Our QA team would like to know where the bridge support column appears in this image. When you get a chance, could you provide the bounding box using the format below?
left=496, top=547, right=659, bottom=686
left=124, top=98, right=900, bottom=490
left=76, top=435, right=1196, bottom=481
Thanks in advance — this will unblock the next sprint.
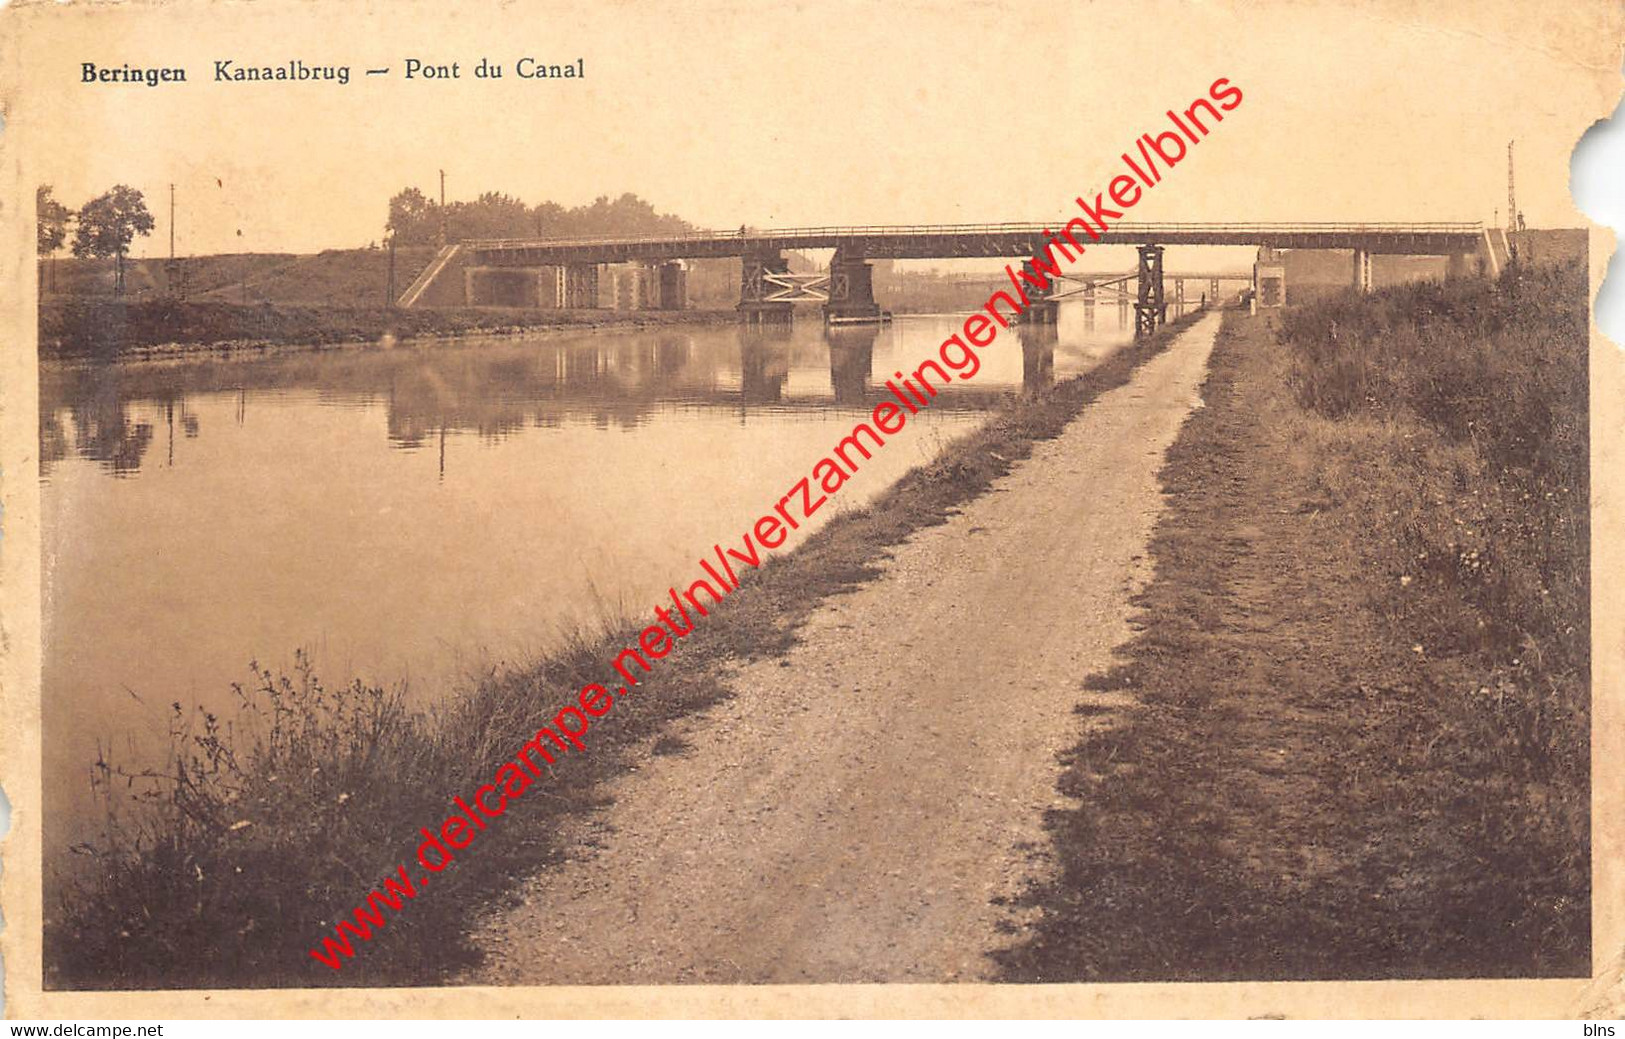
left=1446, top=251, right=1473, bottom=279
left=1134, top=244, right=1166, bottom=339
left=558, top=264, right=600, bottom=308
left=1019, top=258, right=1059, bottom=324
left=825, top=251, right=883, bottom=324
left=655, top=261, right=687, bottom=310
left=1083, top=280, right=1096, bottom=330
left=738, top=251, right=794, bottom=325
left=606, top=264, right=653, bottom=310
left=1254, top=248, right=1286, bottom=309
left=1353, top=249, right=1373, bottom=294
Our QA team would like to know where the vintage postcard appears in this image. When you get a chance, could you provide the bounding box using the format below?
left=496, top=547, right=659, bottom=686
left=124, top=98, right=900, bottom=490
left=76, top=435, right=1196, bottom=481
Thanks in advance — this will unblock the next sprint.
left=0, top=0, right=1622, bottom=1020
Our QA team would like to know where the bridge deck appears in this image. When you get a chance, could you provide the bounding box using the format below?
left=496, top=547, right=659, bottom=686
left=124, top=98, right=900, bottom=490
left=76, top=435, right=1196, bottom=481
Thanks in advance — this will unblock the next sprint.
left=465, top=222, right=1485, bottom=266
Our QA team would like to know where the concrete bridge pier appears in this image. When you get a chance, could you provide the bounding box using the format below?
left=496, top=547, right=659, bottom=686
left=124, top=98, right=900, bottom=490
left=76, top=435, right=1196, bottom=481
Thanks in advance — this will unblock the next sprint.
left=1134, top=244, right=1167, bottom=339
left=825, top=250, right=883, bottom=324
left=559, top=264, right=600, bottom=308
left=1352, top=249, right=1373, bottom=294
left=738, top=251, right=794, bottom=325
left=653, top=260, right=685, bottom=308
left=1019, top=257, right=1060, bottom=324
left=1446, top=251, right=1474, bottom=279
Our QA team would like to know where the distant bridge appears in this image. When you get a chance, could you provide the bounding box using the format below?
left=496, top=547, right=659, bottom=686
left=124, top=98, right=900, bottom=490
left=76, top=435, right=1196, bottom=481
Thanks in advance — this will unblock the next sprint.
left=462, top=222, right=1485, bottom=263
left=402, top=221, right=1493, bottom=337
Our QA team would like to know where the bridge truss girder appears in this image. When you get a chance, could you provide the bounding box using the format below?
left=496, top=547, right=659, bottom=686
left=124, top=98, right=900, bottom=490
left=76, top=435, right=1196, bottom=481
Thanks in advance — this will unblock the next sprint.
left=761, top=271, right=831, bottom=303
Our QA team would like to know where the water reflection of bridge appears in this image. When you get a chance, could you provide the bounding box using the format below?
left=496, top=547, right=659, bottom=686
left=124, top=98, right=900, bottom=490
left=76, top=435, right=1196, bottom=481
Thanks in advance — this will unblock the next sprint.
left=40, top=324, right=1076, bottom=476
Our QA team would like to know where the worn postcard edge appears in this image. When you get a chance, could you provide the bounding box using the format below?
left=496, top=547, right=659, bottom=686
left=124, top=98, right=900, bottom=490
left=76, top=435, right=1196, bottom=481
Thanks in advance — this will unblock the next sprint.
left=0, top=0, right=1620, bottom=1019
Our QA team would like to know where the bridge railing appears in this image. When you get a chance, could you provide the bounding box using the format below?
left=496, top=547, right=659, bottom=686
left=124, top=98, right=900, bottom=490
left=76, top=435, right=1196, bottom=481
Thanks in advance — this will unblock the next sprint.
left=465, top=221, right=1485, bottom=250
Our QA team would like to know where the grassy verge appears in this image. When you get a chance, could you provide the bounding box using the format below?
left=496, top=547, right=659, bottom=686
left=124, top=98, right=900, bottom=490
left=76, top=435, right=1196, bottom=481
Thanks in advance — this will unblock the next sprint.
left=46, top=310, right=1208, bottom=990
left=995, top=264, right=1589, bottom=981
left=39, top=299, right=738, bottom=360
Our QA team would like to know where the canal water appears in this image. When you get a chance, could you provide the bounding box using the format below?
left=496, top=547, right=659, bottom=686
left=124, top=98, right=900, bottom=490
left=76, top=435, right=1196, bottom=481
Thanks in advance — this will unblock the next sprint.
left=40, top=304, right=1134, bottom=865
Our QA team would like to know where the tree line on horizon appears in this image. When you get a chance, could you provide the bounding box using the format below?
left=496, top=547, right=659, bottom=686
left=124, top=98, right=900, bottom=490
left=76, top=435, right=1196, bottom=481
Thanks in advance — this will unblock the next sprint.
left=384, top=188, right=696, bottom=245
left=34, top=183, right=708, bottom=297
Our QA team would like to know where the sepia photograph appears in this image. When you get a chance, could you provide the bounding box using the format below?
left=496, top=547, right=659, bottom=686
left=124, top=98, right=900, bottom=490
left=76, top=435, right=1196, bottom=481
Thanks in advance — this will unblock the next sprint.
left=1, top=0, right=1622, bottom=1022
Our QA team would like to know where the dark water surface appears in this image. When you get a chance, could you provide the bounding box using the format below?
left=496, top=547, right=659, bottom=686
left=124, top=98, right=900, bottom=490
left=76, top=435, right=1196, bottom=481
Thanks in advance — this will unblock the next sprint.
left=40, top=306, right=1134, bottom=862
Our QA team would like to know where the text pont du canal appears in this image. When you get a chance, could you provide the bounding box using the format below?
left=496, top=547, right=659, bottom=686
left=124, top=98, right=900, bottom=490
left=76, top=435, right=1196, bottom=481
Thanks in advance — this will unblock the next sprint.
left=399, top=57, right=585, bottom=79
left=79, top=57, right=582, bottom=87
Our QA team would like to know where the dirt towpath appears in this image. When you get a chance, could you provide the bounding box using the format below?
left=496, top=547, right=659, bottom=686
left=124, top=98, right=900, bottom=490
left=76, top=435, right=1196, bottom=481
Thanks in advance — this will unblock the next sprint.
left=467, top=313, right=1222, bottom=984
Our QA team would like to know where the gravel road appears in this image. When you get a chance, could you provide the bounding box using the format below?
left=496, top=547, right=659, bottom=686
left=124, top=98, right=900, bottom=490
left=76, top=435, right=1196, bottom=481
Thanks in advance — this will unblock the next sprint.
left=467, top=313, right=1221, bottom=984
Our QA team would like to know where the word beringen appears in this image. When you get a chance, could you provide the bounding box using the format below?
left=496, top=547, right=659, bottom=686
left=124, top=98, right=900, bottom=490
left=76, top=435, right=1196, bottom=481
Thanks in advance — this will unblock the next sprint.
left=80, top=63, right=186, bottom=87
left=306, top=74, right=1246, bottom=971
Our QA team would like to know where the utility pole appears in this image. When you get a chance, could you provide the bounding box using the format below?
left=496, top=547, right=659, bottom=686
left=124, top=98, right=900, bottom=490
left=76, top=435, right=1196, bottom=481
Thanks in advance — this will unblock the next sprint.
left=1506, top=141, right=1516, bottom=227
left=438, top=169, right=447, bottom=246
left=166, top=183, right=186, bottom=300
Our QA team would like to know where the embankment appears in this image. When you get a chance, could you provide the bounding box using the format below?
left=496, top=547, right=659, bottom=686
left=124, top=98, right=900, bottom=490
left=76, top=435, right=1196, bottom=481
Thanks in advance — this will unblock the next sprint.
left=997, top=262, right=1589, bottom=981
left=46, top=311, right=1206, bottom=990
left=39, top=298, right=741, bottom=361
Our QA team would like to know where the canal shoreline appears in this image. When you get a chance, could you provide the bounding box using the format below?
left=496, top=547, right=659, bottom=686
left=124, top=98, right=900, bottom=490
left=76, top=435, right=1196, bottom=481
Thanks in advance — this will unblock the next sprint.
left=38, top=298, right=747, bottom=366
left=46, top=310, right=1207, bottom=989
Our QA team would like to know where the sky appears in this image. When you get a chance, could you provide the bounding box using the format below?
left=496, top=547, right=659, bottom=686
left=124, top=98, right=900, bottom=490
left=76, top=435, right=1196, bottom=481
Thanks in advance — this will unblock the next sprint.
left=11, top=0, right=1621, bottom=266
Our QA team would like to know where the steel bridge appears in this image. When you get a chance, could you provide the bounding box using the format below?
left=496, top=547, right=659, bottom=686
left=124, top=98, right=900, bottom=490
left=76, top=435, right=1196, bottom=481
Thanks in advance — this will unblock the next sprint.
left=461, top=222, right=1484, bottom=263
left=402, top=221, right=1491, bottom=337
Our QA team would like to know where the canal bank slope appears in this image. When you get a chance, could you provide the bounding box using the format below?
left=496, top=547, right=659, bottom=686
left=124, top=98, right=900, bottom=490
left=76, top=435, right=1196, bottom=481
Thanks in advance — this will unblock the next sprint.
left=466, top=312, right=1222, bottom=984
left=997, top=275, right=1589, bottom=983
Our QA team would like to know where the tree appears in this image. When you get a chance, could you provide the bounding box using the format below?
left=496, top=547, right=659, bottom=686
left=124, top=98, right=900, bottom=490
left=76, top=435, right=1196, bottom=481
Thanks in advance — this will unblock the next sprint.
left=37, top=185, right=71, bottom=256
left=72, top=185, right=154, bottom=294
left=383, top=185, right=697, bottom=245
left=386, top=187, right=437, bottom=245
